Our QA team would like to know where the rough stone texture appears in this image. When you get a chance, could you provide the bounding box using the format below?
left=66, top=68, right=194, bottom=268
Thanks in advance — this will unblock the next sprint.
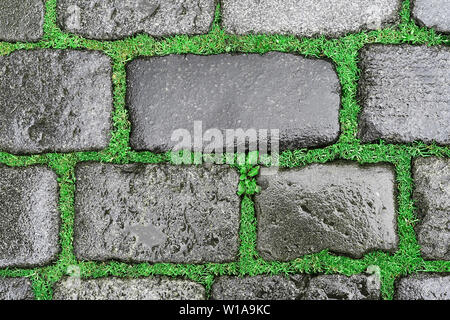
left=255, top=162, right=398, bottom=260
left=396, top=274, right=450, bottom=300
left=128, top=53, right=340, bottom=152
left=0, top=278, right=34, bottom=300
left=358, top=45, right=450, bottom=145
left=74, top=163, right=240, bottom=263
left=57, top=0, right=216, bottom=40
left=0, top=50, right=113, bottom=154
left=413, top=157, right=450, bottom=260
left=412, top=0, right=450, bottom=34
left=53, top=277, right=205, bottom=300
left=222, top=0, right=402, bottom=38
left=211, top=274, right=380, bottom=300
left=0, top=0, right=44, bottom=42
left=0, top=166, right=60, bottom=268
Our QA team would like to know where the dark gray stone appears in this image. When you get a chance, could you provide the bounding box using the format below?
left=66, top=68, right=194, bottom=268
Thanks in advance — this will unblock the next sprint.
left=413, top=157, right=449, bottom=260
left=0, top=278, right=34, bottom=300
left=57, top=0, right=216, bottom=40
left=211, top=274, right=381, bottom=300
left=396, top=274, right=450, bottom=300
left=0, top=166, right=60, bottom=268
left=74, top=163, right=240, bottom=263
left=255, top=162, right=398, bottom=260
left=358, top=45, right=450, bottom=145
left=128, top=53, right=340, bottom=152
left=0, top=0, right=44, bottom=42
left=53, top=277, right=205, bottom=300
left=0, top=50, right=113, bottom=154
left=221, top=0, right=402, bottom=38
left=412, top=0, right=450, bottom=33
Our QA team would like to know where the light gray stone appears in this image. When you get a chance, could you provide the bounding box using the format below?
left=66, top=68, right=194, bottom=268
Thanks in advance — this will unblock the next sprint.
left=53, top=277, right=205, bottom=300
left=221, top=0, right=402, bottom=37
left=0, top=166, right=60, bottom=268
left=358, top=45, right=450, bottom=145
left=0, top=50, right=113, bottom=154
left=0, top=0, right=44, bottom=42
left=74, top=163, right=240, bottom=263
left=413, top=157, right=450, bottom=260
left=57, top=0, right=216, bottom=40
left=128, top=53, right=340, bottom=152
left=0, top=278, right=34, bottom=300
left=412, top=0, right=450, bottom=33
left=255, top=162, right=398, bottom=260
left=396, top=274, right=450, bottom=300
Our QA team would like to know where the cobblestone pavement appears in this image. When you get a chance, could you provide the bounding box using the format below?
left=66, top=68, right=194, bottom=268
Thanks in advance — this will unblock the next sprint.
left=0, top=0, right=449, bottom=300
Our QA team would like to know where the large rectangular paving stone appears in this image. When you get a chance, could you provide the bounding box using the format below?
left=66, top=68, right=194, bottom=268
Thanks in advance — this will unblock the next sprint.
left=53, top=277, right=205, bottom=300
left=358, top=45, right=450, bottom=145
left=0, top=50, right=112, bottom=154
left=0, top=278, right=34, bottom=300
left=0, top=0, right=44, bottom=42
left=413, top=157, right=449, bottom=260
left=128, top=53, right=340, bottom=152
left=74, top=163, right=240, bottom=263
left=0, top=166, right=60, bottom=268
left=211, top=274, right=380, bottom=300
left=255, top=162, right=398, bottom=260
left=396, top=274, right=450, bottom=300
left=57, top=0, right=216, bottom=40
left=221, top=0, right=402, bottom=38
left=412, top=0, right=450, bottom=33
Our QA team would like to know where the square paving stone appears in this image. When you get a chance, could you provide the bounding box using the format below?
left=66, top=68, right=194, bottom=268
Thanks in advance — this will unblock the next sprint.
left=0, top=50, right=113, bottom=154
left=255, top=162, right=398, bottom=260
left=221, top=0, right=402, bottom=38
left=74, top=163, right=240, bottom=263
left=0, top=278, right=34, bottom=300
left=412, top=0, right=450, bottom=33
left=0, top=166, right=60, bottom=268
left=396, top=274, right=450, bottom=300
left=358, top=45, right=450, bottom=145
left=127, top=53, right=340, bottom=152
left=57, top=0, right=216, bottom=40
left=413, top=157, right=449, bottom=260
left=0, top=0, right=44, bottom=42
left=53, top=277, right=205, bottom=300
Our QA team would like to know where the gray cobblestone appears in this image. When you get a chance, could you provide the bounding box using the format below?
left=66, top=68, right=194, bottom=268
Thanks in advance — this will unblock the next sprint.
left=0, top=50, right=113, bottom=154
left=0, top=0, right=44, bottom=42
left=0, top=278, right=34, bottom=300
left=0, top=166, right=60, bottom=268
left=413, top=157, right=450, bottom=260
left=396, top=274, right=450, bottom=300
left=412, top=0, right=450, bottom=33
left=358, top=45, right=450, bottom=145
left=57, top=0, right=216, bottom=40
left=74, top=163, right=240, bottom=263
left=255, top=162, right=398, bottom=260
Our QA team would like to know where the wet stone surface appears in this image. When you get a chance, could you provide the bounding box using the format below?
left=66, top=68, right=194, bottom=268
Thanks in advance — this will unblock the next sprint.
left=0, top=0, right=44, bottom=42
left=74, top=163, right=240, bottom=263
left=255, top=162, right=398, bottom=260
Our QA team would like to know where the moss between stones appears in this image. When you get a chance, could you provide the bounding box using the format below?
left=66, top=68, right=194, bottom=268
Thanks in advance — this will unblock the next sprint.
left=0, top=0, right=449, bottom=300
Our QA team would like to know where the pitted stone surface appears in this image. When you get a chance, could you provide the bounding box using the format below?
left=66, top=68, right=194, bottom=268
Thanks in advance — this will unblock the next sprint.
left=211, top=274, right=380, bottom=300
left=0, top=278, right=34, bottom=300
left=412, top=0, right=450, bottom=33
left=128, top=53, right=340, bottom=152
left=396, top=274, right=450, bottom=300
left=57, top=0, right=216, bottom=40
left=0, top=166, right=59, bottom=268
left=413, top=157, right=450, bottom=260
left=53, top=277, right=205, bottom=300
left=74, top=163, right=240, bottom=263
left=221, top=0, right=402, bottom=38
left=0, top=50, right=113, bottom=154
left=358, top=45, right=450, bottom=145
left=0, top=0, right=44, bottom=42
left=255, top=163, right=398, bottom=260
